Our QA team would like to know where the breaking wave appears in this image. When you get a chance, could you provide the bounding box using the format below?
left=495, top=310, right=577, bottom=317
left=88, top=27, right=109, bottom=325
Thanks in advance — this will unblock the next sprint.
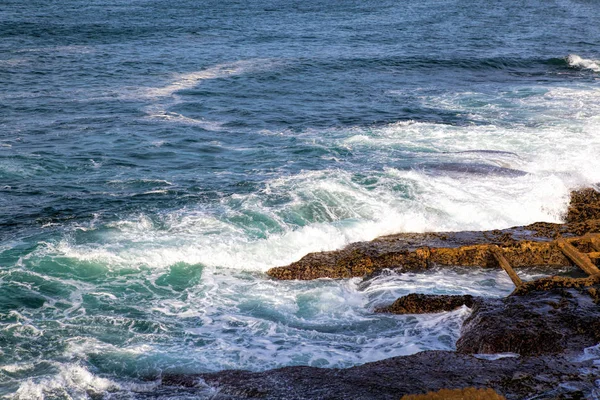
left=566, top=54, right=600, bottom=72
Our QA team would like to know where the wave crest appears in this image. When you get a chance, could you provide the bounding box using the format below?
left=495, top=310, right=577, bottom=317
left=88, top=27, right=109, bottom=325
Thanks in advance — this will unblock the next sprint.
left=566, top=54, right=600, bottom=72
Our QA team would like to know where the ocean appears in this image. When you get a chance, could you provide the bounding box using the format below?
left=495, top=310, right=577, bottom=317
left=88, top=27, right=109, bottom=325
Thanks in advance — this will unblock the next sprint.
left=1, top=0, right=599, bottom=397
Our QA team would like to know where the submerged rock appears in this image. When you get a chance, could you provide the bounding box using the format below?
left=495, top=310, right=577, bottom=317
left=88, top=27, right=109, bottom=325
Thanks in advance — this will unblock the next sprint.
left=375, top=294, right=476, bottom=314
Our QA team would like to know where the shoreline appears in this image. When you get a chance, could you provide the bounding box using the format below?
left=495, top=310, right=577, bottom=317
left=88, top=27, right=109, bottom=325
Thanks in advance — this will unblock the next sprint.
left=156, top=188, right=600, bottom=399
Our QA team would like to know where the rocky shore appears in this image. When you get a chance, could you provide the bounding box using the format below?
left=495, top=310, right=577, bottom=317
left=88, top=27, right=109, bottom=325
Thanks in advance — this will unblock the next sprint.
left=267, top=189, right=600, bottom=281
left=156, top=188, right=600, bottom=399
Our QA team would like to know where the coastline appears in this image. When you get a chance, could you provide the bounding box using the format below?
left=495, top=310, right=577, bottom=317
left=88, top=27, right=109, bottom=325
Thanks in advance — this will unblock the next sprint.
left=157, top=188, right=600, bottom=399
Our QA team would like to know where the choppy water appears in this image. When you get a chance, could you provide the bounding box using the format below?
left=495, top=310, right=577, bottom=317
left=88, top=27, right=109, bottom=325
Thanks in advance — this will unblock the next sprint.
left=1, top=0, right=600, bottom=397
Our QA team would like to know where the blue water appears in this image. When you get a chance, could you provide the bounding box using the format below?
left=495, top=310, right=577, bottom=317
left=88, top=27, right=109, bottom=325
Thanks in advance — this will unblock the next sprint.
left=1, top=0, right=600, bottom=397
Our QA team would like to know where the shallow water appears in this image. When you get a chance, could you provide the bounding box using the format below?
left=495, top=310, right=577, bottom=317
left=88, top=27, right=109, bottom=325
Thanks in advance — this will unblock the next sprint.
left=1, top=0, right=600, bottom=397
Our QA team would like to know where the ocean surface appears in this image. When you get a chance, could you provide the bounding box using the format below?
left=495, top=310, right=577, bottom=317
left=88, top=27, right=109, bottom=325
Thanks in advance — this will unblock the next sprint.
left=1, top=0, right=600, bottom=397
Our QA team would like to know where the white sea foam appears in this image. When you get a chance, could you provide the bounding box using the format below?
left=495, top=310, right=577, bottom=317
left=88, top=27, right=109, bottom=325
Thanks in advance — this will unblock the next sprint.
left=567, top=54, right=600, bottom=72
left=141, top=58, right=281, bottom=129
left=579, top=343, right=600, bottom=363
left=474, top=353, right=519, bottom=360
left=146, top=59, right=277, bottom=98
left=144, top=108, right=225, bottom=130
left=1, top=363, right=35, bottom=374
left=12, top=364, right=119, bottom=400
left=47, top=121, right=595, bottom=272
left=46, top=146, right=593, bottom=273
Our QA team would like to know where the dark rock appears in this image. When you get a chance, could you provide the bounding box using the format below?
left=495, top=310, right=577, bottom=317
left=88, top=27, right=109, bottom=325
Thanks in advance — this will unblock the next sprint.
left=456, top=287, right=600, bottom=356
left=512, top=275, right=600, bottom=296
left=375, top=294, right=476, bottom=314
left=158, top=351, right=600, bottom=400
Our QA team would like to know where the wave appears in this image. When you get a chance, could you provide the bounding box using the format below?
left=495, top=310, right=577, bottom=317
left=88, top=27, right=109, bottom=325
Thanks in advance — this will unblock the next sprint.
left=5, top=267, right=520, bottom=398
left=565, top=54, right=600, bottom=72
left=34, top=83, right=600, bottom=273
left=294, top=55, right=594, bottom=73
left=11, top=364, right=119, bottom=400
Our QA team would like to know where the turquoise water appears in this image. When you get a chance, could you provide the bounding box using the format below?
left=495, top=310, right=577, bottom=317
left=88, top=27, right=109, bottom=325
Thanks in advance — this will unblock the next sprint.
left=1, top=0, right=600, bottom=397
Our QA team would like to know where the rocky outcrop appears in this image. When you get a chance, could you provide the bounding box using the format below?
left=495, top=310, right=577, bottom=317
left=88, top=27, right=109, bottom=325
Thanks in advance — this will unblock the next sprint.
left=456, top=287, right=600, bottom=356
left=566, top=187, right=600, bottom=223
left=159, top=350, right=600, bottom=399
left=375, top=294, right=475, bottom=314
left=266, top=235, right=578, bottom=280
left=267, top=188, right=600, bottom=280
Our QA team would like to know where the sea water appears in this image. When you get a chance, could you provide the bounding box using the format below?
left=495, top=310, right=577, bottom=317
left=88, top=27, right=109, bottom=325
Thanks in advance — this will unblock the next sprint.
left=1, top=0, right=600, bottom=397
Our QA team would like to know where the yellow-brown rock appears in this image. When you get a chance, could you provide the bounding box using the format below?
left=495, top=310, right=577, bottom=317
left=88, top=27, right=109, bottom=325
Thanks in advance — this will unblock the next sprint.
left=401, top=387, right=506, bottom=400
left=267, top=188, right=600, bottom=280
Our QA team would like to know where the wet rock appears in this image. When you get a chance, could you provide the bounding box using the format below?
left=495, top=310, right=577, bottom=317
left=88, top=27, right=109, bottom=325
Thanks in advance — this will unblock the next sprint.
left=375, top=294, right=476, bottom=314
left=267, top=245, right=430, bottom=280
left=588, top=287, right=600, bottom=304
left=456, top=287, right=600, bottom=356
left=566, top=187, right=600, bottom=223
left=267, top=239, right=573, bottom=280
left=159, top=350, right=600, bottom=400
left=267, top=188, right=600, bottom=281
left=512, top=275, right=600, bottom=296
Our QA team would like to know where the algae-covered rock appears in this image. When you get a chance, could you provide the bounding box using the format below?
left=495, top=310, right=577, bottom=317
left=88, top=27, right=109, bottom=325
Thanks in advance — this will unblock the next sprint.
left=375, top=294, right=475, bottom=314
left=511, top=275, right=600, bottom=296
left=267, top=188, right=600, bottom=281
left=566, top=187, right=600, bottom=223
left=267, top=239, right=573, bottom=280
left=401, top=387, right=506, bottom=400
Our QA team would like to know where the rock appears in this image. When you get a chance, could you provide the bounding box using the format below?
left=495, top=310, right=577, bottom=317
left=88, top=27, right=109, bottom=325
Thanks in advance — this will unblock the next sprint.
left=512, top=275, right=600, bottom=296
left=267, top=238, right=574, bottom=281
left=267, top=188, right=600, bottom=281
left=159, top=351, right=600, bottom=399
left=375, top=294, right=476, bottom=314
left=456, top=287, right=600, bottom=356
left=400, top=387, right=506, bottom=400
left=565, top=187, right=600, bottom=223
